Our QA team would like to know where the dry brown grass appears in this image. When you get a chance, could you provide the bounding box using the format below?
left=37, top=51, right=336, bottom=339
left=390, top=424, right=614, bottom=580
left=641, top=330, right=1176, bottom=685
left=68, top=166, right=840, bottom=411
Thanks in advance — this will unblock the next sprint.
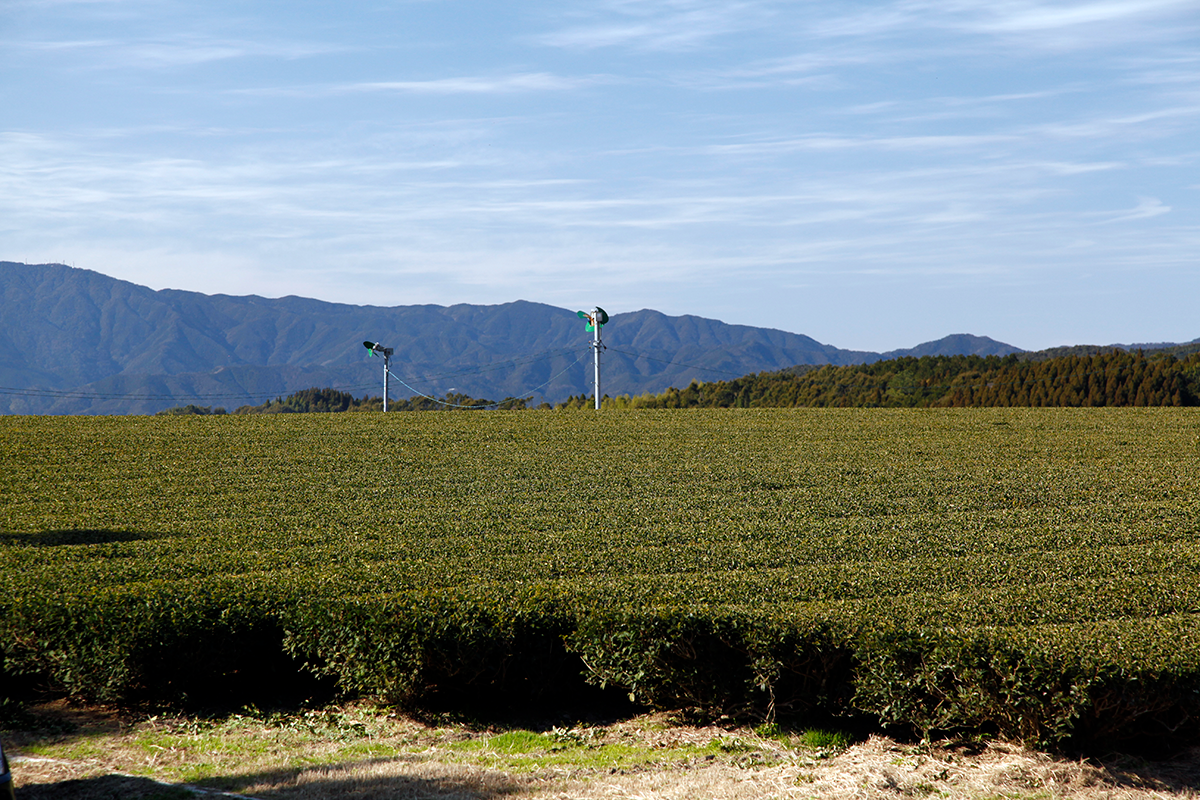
left=7, top=702, right=1200, bottom=800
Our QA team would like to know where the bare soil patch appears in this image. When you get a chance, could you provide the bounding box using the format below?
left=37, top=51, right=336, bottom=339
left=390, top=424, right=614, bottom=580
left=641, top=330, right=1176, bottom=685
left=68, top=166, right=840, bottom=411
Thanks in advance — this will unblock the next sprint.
left=6, top=701, right=1200, bottom=799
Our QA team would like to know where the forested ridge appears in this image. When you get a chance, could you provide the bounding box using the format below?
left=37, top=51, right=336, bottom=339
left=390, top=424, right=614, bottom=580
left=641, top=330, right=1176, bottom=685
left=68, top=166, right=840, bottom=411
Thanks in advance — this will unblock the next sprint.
left=158, top=348, right=1200, bottom=413
left=611, top=349, right=1200, bottom=409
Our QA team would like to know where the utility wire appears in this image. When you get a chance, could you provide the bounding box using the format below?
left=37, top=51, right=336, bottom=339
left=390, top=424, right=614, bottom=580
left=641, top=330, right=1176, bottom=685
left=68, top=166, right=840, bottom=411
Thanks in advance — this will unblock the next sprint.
left=0, top=346, right=586, bottom=404
left=384, top=369, right=498, bottom=409
left=0, top=348, right=591, bottom=405
left=520, top=348, right=591, bottom=396
left=385, top=348, right=591, bottom=409
left=0, top=382, right=378, bottom=402
left=1, top=346, right=1186, bottom=407
left=397, top=347, right=583, bottom=383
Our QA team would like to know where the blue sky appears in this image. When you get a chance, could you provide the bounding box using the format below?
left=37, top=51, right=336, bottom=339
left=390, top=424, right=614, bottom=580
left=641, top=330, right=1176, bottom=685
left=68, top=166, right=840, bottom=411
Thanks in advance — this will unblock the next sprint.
left=2, top=0, right=1198, bottom=351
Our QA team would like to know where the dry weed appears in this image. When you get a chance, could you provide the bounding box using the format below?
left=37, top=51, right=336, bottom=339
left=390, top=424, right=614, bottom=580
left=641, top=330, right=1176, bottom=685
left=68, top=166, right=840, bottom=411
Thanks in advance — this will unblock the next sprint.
left=8, top=703, right=1200, bottom=799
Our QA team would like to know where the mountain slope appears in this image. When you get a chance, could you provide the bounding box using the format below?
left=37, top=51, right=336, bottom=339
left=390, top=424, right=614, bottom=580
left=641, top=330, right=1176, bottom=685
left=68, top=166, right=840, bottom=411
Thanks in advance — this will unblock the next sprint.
left=882, top=334, right=1022, bottom=359
left=3, top=262, right=1022, bottom=414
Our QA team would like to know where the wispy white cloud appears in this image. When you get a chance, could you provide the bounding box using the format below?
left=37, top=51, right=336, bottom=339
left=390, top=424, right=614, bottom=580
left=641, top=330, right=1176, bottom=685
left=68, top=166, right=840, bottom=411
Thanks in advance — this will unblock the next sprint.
left=1102, top=196, right=1171, bottom=222
left=957, top=0, right=1195, bottom=33
left=812, top=0, right=1200, bottom=49
left=7, top=0, right=154, bottom=6
left=722, top=51, right=884, bottom=77
left=344, top=73, right=603, bottom=94
left=797, top=86, right=1097, bottom=130
left=1122, top=53, right=1200, bottom=109
left=694, top=132, right=1022, bottom=157
left=1036, top=160, right=1125, bottom=174
left=0, top=121, right=1150, bottom=256
left=668, top=48, right=874, bottom=89
left=536, top=0, right=1199, bottom=94
left=536, top=0, right=771, bottom=51
left=1026, top=104, right=1200, bottom=143
left=8, top=35, right=345, bottom=68
left=5, top=0, right=1199, bottom=349
left=234, top=72, right=604, bottom=98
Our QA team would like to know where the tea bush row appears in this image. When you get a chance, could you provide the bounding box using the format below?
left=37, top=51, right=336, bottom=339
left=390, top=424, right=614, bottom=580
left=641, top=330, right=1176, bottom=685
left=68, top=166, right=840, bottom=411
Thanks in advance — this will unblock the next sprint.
left=3, top=409, right=1199, bottom=750
left=6, top=581, right=1200, bottom=750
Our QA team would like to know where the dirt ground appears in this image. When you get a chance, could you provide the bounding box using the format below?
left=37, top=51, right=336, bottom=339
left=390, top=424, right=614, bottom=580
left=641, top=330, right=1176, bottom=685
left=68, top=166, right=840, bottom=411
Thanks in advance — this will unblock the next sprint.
left=6, top=701, right=1200, bottom=799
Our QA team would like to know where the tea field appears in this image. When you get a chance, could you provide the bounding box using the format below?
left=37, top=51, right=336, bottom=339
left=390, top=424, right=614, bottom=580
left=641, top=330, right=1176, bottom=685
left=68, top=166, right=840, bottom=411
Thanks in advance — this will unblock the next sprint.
left=2, top=409, right=1199, bottom=750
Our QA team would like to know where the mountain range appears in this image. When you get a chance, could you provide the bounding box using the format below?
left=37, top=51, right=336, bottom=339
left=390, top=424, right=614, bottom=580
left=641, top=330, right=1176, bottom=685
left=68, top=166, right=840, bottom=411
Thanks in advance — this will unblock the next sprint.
left=0, top=261, right=1116, bottom=415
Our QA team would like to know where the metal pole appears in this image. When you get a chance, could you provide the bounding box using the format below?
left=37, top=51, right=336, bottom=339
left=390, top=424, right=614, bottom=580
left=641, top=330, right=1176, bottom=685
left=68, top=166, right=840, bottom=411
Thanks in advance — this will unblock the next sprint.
left=593, top=307, right=601, bottom=410
left=383, top=352, right=389, bottom=412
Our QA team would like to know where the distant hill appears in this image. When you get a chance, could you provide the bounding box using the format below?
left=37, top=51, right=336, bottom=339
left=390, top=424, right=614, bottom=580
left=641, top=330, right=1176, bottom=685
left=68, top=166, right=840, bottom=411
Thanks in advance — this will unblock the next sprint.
left=1, top=262, right=881, bottom=414
left=5, top=260, right=1149, bottom=416
left=882, top=333, right=1022, bottom=359
left=1019, top=340, right=1200, bottom=362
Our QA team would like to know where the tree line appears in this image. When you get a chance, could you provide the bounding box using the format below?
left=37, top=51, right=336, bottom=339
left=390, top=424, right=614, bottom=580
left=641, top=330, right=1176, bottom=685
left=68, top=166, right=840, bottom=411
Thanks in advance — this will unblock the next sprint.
left=157, top=349, right=1200, bottom=415
left=612, top=349, right=1200, bottom=409
left=157, top=387, right=534, bottom=415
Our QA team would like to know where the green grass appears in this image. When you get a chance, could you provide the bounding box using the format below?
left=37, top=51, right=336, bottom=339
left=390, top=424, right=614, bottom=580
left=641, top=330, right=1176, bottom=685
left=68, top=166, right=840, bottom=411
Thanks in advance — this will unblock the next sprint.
left=796, top=729, right=853, bottom=752
left=438, top=725, right=794, bottom=773
left=3, top=704, right=850, bottom=797
left=446, top=735, right=666, bottom=772
left=754, top=724, right=853, bottom=753
left=485, top=730, right=553, bottom=753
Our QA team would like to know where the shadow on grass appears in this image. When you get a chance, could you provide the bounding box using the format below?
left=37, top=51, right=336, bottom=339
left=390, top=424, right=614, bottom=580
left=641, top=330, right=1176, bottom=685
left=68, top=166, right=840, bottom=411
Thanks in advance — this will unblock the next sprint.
left=19, top=765, right=527, bottom=799
left=15, top=773, right=195, bottom=799
left=204, top=762, right=529, bottom=799
left=1098, top=751, right=1200, bottom=798
left=22, top=748, right=1200, bottom=800
left=0, top=529, right=173, bottom=546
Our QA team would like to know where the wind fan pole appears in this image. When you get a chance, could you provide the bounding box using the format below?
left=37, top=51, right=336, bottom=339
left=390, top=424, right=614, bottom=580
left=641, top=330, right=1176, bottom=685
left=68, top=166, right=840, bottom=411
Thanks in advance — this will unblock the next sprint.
left=363, top=341, right=395, bottom=412
left=574, top=306, right=609, bottom=410
left=576, top=303, right=604, bottom=410
left=593, top=307, right=602, bottom=411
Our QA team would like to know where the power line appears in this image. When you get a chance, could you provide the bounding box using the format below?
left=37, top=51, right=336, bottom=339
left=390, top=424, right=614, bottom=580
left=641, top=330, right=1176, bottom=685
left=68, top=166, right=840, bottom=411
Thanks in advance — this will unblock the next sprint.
left=383, top=370, right=497, bottom=409
left=399, top=347, right=584, bottom=383
left=0, top=382, right=377, bottom=402
left=384, top=348, right=591, bottom=409
left=0, top=348, right=591, bottom=406
left=3, top=344, right=1183, bottom=409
